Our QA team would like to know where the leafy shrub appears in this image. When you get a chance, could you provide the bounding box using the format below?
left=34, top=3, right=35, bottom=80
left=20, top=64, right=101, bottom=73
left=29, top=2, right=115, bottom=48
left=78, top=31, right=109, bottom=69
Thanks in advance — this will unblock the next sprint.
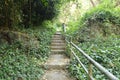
left=68, top=35, right=120, bottom=79
left=0, top=42, right=43, bottom=80
left=0, top=28, right=55, bottom=80
left=67, top=0, right=120, bottom=79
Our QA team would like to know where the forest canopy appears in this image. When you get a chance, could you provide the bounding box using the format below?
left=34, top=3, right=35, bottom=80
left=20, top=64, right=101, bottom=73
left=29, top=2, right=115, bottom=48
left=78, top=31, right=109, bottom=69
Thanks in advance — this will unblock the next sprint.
left=0, top=0, right=65, bottom=28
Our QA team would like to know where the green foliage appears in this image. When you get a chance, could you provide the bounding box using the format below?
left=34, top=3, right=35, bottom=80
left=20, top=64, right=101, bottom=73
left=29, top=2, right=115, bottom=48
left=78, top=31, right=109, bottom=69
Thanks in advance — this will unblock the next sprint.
left=68, top=58, right=87, bottom=80
left=66, top=21, right=79, bottom=34
left=67, top=0, right=120, bottom=79
left=81, top=8, right=120, bottom=27
left=68, top=36, right=120, bottom=79
left=0, top=0, right=61, bottom=28
left=81, top=36, right=120, bottom=79
left=0, top=28, right=55, bottom=80
left=27, top=0, right=59, bottom=26
left=32, top=28, right=55, bottom=60
left=71, top=0, right=120, bottom=42
left=0, top=43, right=43, bottom=80
left=41, top=20, right=55, bottom=29
left=53, top=0, right=82, bottom=33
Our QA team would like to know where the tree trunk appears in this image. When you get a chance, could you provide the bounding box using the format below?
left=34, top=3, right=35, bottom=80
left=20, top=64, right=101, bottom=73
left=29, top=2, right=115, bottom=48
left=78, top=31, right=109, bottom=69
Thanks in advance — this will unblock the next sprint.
left=12, top=0, right=15, bottom=27
left=5, top=0, right=8, bottom=27
left=97, top=0, right=101, bottom=4
left=90, top=0, right=95, bottom=7
left=29, top=0, right=32, bottom=26
left=115, top=0, right=120, bottom=7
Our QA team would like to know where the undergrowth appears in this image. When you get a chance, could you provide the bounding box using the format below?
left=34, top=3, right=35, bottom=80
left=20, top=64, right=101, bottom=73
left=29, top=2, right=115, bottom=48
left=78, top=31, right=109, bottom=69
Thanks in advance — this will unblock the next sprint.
left=0, top=27, right=55, bottom=80
left=67, top=0, right=120, bottom=80
left=68, top=35, right=120, bottom=80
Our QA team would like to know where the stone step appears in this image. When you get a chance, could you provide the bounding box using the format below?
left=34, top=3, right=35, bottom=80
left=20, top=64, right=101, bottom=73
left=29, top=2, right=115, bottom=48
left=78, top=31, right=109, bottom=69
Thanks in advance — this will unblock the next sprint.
left=52, top=35, right=63, bottom=38
left=41, top=70, right=74, bottom=80
left=44, top=63, right=69, bottom=70
left=51, top=46, right=65, bottom=50
left=52, top=37, right=63, bottom=40
left=51, top=50, right=65, bottom=54
left=51, top=43, right=66, bottom=46
left=52, top=38, right=64, bottom=40
left=52, top=40, right=65, bottom=43
left=43, top=54, right=70, bottom=70
left=40, top=32, right=75, bottom=80
left=55, top=31, right=61, bottom=35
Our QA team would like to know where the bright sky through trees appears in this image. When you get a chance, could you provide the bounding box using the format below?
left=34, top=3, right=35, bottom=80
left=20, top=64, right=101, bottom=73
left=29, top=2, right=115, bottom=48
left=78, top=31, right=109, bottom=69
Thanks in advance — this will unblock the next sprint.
left=58, top=0, right=95, bottom=24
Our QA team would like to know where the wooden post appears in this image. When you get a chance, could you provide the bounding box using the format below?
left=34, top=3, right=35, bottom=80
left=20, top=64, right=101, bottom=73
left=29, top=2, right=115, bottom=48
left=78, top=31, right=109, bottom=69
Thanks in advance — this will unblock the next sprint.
left=88, top=62, right=93, bottom=80
left=70, top=36, right=72, bottom=58
left=62, top=23, right=66, bottom=33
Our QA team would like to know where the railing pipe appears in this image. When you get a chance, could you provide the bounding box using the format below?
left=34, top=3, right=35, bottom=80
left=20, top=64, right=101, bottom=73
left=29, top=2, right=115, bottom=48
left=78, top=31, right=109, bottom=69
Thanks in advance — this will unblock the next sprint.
left=71, top=42, right=118, bottom=80
left=71, top=49, right=94, bottom=80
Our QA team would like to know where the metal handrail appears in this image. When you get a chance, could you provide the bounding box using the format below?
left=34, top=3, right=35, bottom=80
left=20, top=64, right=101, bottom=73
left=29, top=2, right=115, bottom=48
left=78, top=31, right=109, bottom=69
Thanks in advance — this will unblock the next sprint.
left=71, top=48, right=94, bottom=80
left=65, top=35, right=119, bottom=80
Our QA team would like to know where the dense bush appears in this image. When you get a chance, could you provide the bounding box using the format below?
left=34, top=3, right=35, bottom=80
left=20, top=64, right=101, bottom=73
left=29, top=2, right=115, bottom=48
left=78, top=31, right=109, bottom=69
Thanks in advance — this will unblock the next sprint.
left=0, top=28, right=55, bottom=80
left=0, top=44, right=43, bottom=80
left=0, top=0, right=60, bottom=28
left=68, top=35, right=120, bottom=80
left=66, top=0, right=120, bottom=36
left=67, top=0, right=120, bottom=80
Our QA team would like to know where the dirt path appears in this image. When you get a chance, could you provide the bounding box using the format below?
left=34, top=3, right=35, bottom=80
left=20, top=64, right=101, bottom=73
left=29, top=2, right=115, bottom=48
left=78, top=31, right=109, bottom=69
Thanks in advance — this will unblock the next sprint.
left=41, top=31, right=74, bottom=80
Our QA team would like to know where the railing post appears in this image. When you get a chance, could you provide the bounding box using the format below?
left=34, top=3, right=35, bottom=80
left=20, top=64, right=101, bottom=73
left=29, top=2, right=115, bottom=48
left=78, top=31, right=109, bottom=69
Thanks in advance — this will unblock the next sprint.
left=70, top=36, right=72, bottom=43
left=88, top=62, right=93, bottom=80
left=70, top=36, right=72, bottom=58
left=62, top=23, right=66, bottom=33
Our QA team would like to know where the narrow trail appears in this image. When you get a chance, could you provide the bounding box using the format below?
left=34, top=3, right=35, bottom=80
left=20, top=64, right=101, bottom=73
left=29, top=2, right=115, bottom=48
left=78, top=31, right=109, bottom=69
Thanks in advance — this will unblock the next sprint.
left=41, top=31, right=74, bottom=80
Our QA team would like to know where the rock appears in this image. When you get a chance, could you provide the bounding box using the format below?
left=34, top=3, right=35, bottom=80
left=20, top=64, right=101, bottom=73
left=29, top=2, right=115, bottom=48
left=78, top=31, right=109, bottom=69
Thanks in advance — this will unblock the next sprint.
left=0, top=30, right=39, bottom=48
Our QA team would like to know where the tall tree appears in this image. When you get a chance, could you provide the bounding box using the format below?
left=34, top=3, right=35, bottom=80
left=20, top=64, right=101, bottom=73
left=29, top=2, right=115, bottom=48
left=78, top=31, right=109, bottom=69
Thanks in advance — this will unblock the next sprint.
left=29, top=0, right=32, bottom=26
left=90, top=0, right=95, bottom=7
left=0, top=0, right=62, bottom=28
left=115, top=0, right=120, bottom=7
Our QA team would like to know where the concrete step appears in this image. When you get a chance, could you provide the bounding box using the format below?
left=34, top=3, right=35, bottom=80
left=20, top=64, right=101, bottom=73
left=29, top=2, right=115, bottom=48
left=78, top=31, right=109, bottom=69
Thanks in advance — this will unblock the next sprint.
left=51, top=43, right=66, bottom=46
left=52, top=37, right=63, bottom=40
left=51, top=50, right=65, bottom=53
left=51, top=46, right=65, bottom=49
left=51, top=49, right=65, bottom=51
left=52, top=40, right=65, bottom=43
left=52, top=38, right=64, bottom=40
left=52, top=35, right=63, bottom=38
left=41, top=32, right=75, bottom=80
left=55, top=31, right=61, bottom=35
left=41, top=70, right=74, bottom=80
left=43, top=54, right=70, bottom=70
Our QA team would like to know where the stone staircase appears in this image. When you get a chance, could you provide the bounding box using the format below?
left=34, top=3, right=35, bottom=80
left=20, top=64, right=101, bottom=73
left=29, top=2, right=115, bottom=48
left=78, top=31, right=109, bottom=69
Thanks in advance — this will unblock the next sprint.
left=41, top=31, right=74, bottom=80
